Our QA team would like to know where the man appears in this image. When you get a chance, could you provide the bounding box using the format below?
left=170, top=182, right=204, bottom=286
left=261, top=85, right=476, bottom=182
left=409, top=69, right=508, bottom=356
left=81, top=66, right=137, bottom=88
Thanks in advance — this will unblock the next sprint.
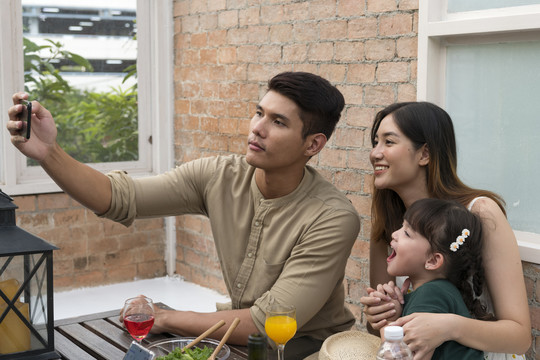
left=8, top=72, right=360, bottom=358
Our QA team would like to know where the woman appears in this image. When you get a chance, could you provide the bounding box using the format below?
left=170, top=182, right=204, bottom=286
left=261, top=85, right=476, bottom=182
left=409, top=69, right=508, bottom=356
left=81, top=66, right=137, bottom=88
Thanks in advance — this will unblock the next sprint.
left=360, top=102, right=531, bottom=360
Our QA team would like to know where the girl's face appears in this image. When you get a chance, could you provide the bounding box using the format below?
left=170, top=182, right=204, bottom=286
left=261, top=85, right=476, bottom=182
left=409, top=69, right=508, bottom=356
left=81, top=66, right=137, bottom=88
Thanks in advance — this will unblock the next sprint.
left=387, top=220, right=432, bottom=280
left=370, top=115, right=428, bottom=198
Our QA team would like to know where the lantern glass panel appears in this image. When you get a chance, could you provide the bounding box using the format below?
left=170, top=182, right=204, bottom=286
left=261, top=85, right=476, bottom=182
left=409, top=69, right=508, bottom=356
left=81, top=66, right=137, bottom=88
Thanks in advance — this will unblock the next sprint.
left=0, top=252, right=50, bottom=354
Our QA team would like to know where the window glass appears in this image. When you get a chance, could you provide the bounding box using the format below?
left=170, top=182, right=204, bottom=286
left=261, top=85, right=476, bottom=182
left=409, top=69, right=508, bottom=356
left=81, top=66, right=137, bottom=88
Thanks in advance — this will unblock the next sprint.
left=447, top=0, right=540, bottom=13
left=22, top=0, right=138, bottom=164
left=445, top=40, right=540, bottom=233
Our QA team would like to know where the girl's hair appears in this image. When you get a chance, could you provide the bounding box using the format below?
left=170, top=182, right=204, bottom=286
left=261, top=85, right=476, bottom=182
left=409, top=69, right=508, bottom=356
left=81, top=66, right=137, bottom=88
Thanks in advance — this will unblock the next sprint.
left=370, top=102, right=505, bottom=249
left=405, top=198, right=495, bottom=321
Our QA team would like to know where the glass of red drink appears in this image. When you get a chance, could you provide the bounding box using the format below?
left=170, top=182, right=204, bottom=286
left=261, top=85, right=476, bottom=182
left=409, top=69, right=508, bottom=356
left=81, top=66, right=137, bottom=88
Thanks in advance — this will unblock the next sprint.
left=122, top=296, right=155, bottom=344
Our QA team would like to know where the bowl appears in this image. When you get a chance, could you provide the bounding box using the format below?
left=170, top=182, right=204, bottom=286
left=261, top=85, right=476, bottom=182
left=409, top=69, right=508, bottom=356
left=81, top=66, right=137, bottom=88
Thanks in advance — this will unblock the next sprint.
left=147, top=337, right=230, bottom=360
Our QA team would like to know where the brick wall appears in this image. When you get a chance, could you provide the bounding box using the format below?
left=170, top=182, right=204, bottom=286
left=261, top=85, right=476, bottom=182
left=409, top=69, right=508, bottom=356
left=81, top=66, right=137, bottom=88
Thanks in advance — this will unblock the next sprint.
left=12, top=193, right=167, bottom=290
left=171, top=0, right=539, bottom=358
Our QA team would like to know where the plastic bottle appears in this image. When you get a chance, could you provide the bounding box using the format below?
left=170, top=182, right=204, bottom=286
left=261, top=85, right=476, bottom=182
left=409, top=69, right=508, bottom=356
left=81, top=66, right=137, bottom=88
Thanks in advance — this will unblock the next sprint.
left=376, top=326, right=413, bottom=359
left=247, top=333, right=268, bottom=360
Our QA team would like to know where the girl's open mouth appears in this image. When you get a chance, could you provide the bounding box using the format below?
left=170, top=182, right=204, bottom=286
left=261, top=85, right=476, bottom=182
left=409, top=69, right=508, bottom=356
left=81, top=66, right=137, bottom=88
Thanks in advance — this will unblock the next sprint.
left=387, top=249, right=396, bottom=263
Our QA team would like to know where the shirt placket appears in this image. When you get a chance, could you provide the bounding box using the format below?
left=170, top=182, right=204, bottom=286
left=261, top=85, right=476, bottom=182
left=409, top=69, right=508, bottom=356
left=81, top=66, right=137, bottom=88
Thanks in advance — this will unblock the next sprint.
left=230, top=198, right=268, bottom=308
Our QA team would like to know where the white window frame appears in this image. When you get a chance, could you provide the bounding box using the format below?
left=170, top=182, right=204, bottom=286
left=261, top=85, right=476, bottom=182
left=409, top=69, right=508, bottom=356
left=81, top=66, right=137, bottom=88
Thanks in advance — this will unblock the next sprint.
left=0, top=0, right=174, bottom=195
left=418, top=0, right=540, bottom=263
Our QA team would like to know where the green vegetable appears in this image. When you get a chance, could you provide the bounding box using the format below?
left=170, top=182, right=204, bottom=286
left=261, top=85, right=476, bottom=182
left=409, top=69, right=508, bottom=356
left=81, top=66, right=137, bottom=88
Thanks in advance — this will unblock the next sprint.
left=155, top=345, right=214, bottom=360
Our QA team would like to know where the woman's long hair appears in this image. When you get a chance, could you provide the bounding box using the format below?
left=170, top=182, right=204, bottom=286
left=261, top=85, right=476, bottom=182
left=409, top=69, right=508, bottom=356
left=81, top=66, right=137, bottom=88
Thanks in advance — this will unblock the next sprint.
left=404, top=198, right=495, bottom=321
left=370, top=102, right=505, bottom=247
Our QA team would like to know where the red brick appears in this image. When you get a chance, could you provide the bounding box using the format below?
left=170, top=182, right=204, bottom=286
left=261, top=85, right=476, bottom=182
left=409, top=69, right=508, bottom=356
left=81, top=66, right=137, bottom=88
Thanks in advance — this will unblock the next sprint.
left=339, top=84, right=364, bottom=105
left=335, top=41, right=365, bottom=62
left=346, top=258, right=364, bottom=279
left=309, top=0, right=336, bottom=19
left=338, top=0, right=365, bottom=17
left=345, top=106, right=376, bottom=128
left=334, top=171, right=363, bottom=192
left=307, top=42, right=334, bottom=62
left=173, top=0, right=189, bottom=17
left=349, top=17, right=378, bottom=39
left=218, top=10, right=238, bottom=29
left=239, top=8, right=260, bottom=27
left=260, top=5, right=284, bottom=24
left=348, top=193, right=372, bottom=216
left=397, top=37, right=418, bottom=58
left=259, top=45, right=282, bottom=63
left=107, top=265, right=137, bottom=284
left=380, top=13, right=414, bottom=36
left=320, top=20, right=347, bottom=40
left=364, top=85, right=394, bottom=105
left=208, top=0, right=226, bottom=12
left=365, top=39, right=396, bottom=61
left=348, top=64, right=376, bottom=83
left=190, top=33, right=207, bottom=47
left=376, top=62, right=410, bottom=83
left=351, top=238, right=370, bottom=260
left=348, top=149, right=373, bottom=171
left=38, top=193, right=71, bottom=210
left=334, top=127, right=365, bottom=149
left=397, top=83, right=417, bottom=102
left=283, top=2, right=310, bottom=21
left=218, top=47, right=237, bottom=64
left=269, top=24, right=293, bottom=43
left=13, top=195, right=36, bottom=211
left=200, top=49, right=218, bottom=64
left=319, top=148, right=348, bottom=168
left=293, top=23, right=318, bottom=42
left=208, top=30, right=227, bottom=46
left=367, top=0, right=397, bottom=12
left=319, top=64, right=347, bottom=83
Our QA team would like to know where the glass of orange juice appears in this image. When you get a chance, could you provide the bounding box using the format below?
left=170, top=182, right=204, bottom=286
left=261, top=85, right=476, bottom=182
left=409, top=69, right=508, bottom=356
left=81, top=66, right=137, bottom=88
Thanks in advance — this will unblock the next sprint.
left=264, top=304, right=297, bottom=360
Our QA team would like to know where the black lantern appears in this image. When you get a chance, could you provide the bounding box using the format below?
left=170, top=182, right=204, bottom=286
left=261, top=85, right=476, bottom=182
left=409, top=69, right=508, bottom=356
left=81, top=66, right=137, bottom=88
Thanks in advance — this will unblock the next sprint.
left=0, top=190, right=59, bottom=360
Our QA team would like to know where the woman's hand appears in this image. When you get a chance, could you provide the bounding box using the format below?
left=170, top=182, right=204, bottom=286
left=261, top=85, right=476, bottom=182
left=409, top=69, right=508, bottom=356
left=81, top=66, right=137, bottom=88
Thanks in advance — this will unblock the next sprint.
left=390, top=312, right=453, bottom=359
left=7, top=92, right=58, bottom=161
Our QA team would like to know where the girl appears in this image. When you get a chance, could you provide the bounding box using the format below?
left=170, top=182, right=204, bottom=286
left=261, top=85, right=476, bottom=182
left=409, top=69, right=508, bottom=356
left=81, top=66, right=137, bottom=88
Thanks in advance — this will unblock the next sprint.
left=372, top=198, right=492, bottom=359
left=360, top=102, right=530, bottom=360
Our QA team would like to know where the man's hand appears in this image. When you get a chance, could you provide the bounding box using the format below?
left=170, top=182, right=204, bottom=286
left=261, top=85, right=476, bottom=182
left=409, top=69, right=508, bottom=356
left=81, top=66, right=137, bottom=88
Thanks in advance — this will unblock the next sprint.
left=7, top=92, right=58, bottom=161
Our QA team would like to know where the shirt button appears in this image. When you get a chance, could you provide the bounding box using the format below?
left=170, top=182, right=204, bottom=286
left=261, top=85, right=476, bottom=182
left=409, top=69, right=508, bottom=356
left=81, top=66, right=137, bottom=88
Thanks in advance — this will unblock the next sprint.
left=247, top=253, right=253, bottom=258
left=255, top=221, right=260, bottom=226
left=237, top=283, right=243, bottom=288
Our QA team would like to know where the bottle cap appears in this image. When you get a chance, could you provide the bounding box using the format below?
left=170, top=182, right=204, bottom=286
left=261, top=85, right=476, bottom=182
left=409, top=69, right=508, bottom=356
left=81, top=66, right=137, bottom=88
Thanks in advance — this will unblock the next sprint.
left=384, top=326, right=404, bottom=340
left=248, top=333, right=267, bottom=345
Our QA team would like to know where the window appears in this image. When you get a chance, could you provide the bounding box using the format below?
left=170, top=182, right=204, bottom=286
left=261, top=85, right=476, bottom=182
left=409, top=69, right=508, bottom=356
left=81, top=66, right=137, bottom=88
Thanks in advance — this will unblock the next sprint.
left=0, top=0, right=173, bottom=195
left=418, top=0, right=540, bottom=263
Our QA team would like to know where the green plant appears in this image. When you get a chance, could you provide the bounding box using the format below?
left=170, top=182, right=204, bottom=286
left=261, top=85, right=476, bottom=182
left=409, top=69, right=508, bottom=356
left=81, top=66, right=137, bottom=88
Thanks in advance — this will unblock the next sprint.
left=23, top=36, right=138, bottom=164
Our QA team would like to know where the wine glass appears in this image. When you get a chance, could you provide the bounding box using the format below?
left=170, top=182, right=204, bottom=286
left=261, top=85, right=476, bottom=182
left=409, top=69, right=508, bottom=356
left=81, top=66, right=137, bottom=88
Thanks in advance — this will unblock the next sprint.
left=122, top=296, right=155, bottom=344
left=264, top=304, right=297, bottom=360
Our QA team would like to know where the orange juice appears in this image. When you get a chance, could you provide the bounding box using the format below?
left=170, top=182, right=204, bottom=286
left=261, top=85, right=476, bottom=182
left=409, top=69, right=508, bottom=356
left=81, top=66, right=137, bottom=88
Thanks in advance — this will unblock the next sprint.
left=265, top=315, right=297, bottom=345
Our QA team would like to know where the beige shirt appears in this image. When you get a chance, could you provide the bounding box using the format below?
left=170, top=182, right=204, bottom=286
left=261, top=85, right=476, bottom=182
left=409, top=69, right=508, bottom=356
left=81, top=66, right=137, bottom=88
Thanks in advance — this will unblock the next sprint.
left=101, top=155, right=360, bottom=341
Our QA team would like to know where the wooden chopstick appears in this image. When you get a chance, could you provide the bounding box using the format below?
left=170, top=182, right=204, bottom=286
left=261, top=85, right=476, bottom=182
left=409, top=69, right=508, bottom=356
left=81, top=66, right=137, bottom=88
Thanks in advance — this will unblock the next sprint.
left=208, top=317, right=241, bottom=360
left=182, top=320, right=226, bottom=351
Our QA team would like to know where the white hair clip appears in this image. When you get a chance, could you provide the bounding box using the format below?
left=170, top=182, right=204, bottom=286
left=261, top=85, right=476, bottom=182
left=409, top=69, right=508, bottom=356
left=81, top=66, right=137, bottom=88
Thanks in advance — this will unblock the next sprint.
left=450, top=229, right=470, bottom=252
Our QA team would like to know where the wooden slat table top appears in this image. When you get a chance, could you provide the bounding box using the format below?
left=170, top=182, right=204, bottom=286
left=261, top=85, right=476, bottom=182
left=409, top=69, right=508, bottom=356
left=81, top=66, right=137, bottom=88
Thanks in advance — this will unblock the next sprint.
left=53, top=304, right=249, bottom=360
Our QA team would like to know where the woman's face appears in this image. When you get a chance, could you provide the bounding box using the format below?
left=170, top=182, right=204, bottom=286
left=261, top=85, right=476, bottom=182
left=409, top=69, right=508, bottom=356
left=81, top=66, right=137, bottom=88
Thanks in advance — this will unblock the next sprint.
left=370, top=115, right=428, bottom=197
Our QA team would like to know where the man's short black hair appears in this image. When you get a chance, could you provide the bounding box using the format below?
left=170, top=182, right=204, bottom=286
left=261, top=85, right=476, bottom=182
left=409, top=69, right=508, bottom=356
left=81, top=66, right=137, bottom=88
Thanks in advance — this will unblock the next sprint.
left=268, top=72, right=345, bottom=140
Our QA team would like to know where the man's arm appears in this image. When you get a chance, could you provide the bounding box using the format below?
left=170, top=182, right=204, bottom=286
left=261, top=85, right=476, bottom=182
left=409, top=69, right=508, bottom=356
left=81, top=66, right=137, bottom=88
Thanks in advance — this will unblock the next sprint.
left=7, top=94, right=112, bottom=214
left=150, top=307, right=259, bottom=345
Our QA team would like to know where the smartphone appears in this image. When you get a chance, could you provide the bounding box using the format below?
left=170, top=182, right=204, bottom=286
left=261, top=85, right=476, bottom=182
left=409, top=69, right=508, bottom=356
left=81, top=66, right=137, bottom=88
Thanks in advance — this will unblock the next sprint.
left=18, top=99, right=32, bottom=139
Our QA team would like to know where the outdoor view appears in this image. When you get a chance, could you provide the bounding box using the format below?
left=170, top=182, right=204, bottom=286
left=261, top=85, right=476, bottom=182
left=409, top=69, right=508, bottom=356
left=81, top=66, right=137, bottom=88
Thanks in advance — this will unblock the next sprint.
left=22, top=0, right=138, bottom=164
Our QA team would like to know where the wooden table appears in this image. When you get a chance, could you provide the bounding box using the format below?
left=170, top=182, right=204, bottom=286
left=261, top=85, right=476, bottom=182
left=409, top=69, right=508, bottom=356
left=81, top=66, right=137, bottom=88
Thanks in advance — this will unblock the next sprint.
left=53, top=306, right=249, bottom=360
